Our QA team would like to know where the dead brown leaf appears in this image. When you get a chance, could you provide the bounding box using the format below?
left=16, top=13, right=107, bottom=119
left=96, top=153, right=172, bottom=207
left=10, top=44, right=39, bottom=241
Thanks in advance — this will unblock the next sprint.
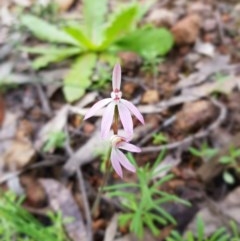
left=39, top=178, right=87, bottom=241
left=187, top=187, right=240, bottom=236
left=174, top=100, right=217, bottom=134
left=1, top=138, right=36, bottom=171
left=181, top=75, right=240, bottom=97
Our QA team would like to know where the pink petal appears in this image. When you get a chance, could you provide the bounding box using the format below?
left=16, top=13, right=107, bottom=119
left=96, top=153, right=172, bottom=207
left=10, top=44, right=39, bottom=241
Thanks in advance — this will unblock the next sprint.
left=116, top=149, right=136, bottom=173
left=84, top=98, right=112, bottom=120
left=121, top=99, right=144, bottom=124
left=118, top=102, right=133, bottom=136
left=118, top=142, right=141, bottom=153
left=111, top=148, right=123, bottom=178
left=101, top=102, right=115, bottom=138
left=112, top=63, right=121, bottom=91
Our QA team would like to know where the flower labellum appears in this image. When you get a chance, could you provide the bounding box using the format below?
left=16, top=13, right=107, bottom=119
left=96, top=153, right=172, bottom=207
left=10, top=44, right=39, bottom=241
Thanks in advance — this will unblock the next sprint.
left=110, top=135, right=141, bottom=178
left=84, top=64, right=144, bottom=138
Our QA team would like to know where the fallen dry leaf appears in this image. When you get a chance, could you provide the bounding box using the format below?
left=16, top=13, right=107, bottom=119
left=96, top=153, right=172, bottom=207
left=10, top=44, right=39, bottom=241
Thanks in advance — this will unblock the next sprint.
left=186, top=187, right=240, bottom=236
left=0, top=116, right=36, bottom=171
left=171, top=14, right=201, bottom=45
left=141, top=89, right=159, bottom=104
left=194, top=40, right=215, bottom=57
left=104, top=214, right=119, bottom=241
left=35, top=105, right=69, bottom=150
left=177, top=54, right=237, bottom=90
left=181, top=75, right=240, bottom=97
left=39, top=178, right=87, bottom=241
left=21, top=175, right=47, bottom=208
left=1, top=138, right=36, bottom=171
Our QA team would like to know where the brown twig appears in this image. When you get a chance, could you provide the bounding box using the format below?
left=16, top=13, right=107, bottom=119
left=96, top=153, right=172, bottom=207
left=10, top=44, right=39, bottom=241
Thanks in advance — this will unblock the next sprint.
left=215, top=11, right=225, bottom=45
left=141, top=98, right=227, bottom=153
left=35, top=83, right=52, bottom=118
left=64, top=126, right=93, bottom=241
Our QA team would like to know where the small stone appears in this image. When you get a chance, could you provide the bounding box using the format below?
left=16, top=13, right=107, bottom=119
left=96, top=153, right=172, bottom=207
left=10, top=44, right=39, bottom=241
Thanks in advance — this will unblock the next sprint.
left=203, top=33, right=217, bottom=43
left=141, top=90, right=159, bottom=104
left=203, top=19, right=217, bottom=32
left=188, top=2, right=212, bottom=16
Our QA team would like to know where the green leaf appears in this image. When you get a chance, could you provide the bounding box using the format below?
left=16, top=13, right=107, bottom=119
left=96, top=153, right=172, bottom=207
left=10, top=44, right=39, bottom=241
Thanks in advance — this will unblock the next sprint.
left=196, top=216, right=204, bottom=241
left=82, top=0, right=108, bottom=44
left=232, top=149, right=240, bottom=158
left=223, top=171, right=235, bottom=184
left=144, top=214, right=160, bottom=236
left=101, top=4, right=138, bottom=49
left=209, top=227, right=227, bottom=241
left=63, top=25, right=94, bottom=49
left=21, top=14, right=79, bottom=46
left=115, top=26, right=174, bottom=58
left=168, top=230, right=184, bottom=241
left=186, top=231, right=194, bottom=241
left=23, top=47, right=81, bottom=69
left=189, top=147, right=202, bottom=157
left=219, top=156, right=232, bottom=164
left=118, top=213, right=133, bottom=227
left=63, top=53, right=97, bottom=102
left=154, top=206, right=176, bottom=224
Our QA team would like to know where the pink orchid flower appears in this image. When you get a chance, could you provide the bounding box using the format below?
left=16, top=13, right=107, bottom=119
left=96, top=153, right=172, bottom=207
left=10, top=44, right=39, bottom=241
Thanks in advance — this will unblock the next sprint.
left=110, top=135, right=141, bottom=178
left=84, top=64, right=144, bottom=138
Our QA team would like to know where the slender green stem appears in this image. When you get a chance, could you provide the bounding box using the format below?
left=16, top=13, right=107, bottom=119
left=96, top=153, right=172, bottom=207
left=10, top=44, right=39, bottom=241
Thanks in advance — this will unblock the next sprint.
left=91, top=147, right=111, bottom=218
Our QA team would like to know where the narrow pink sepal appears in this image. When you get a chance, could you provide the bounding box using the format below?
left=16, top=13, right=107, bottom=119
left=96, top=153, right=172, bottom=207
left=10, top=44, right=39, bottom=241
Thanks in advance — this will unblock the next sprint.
left=121, top=99, right=144, bottom=124
left=118, top=142, right=141, bottom=153
left=101, top=102, right=115, bottom=138
left=118, top=102, right=133, bottom=136
left=111, top=148, right=123, bottom=178
left=84, top=98, right=112, bottom=120
left=116, top=149, right=136, bottom=173
left=112, top=63, right=121, bottom=91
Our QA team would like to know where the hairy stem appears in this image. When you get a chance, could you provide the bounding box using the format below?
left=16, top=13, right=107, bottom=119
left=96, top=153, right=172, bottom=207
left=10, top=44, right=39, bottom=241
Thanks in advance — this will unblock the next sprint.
left=91, top=148, right=111, bottom=218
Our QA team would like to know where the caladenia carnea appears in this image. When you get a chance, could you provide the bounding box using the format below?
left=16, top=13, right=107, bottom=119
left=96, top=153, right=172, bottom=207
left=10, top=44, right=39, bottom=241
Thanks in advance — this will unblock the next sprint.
left=84, top=63, right=144, bottom=178
left=85, top=63, right=144, bottom=218
left=84, top=64, right=144, bottom=138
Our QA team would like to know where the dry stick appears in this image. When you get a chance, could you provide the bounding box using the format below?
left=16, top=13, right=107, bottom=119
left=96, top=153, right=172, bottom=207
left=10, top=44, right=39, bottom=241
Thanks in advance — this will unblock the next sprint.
left=64, top=126, right=93, bottom=241
left=141, top=98, right=227, bottom=153
left=215, top=11, right=225, bottom=44
left=36, top=83, right=52, bottom=117
left=28, top=64, right=52, bottom=117
left=138, top=115, right=176, bottom=146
